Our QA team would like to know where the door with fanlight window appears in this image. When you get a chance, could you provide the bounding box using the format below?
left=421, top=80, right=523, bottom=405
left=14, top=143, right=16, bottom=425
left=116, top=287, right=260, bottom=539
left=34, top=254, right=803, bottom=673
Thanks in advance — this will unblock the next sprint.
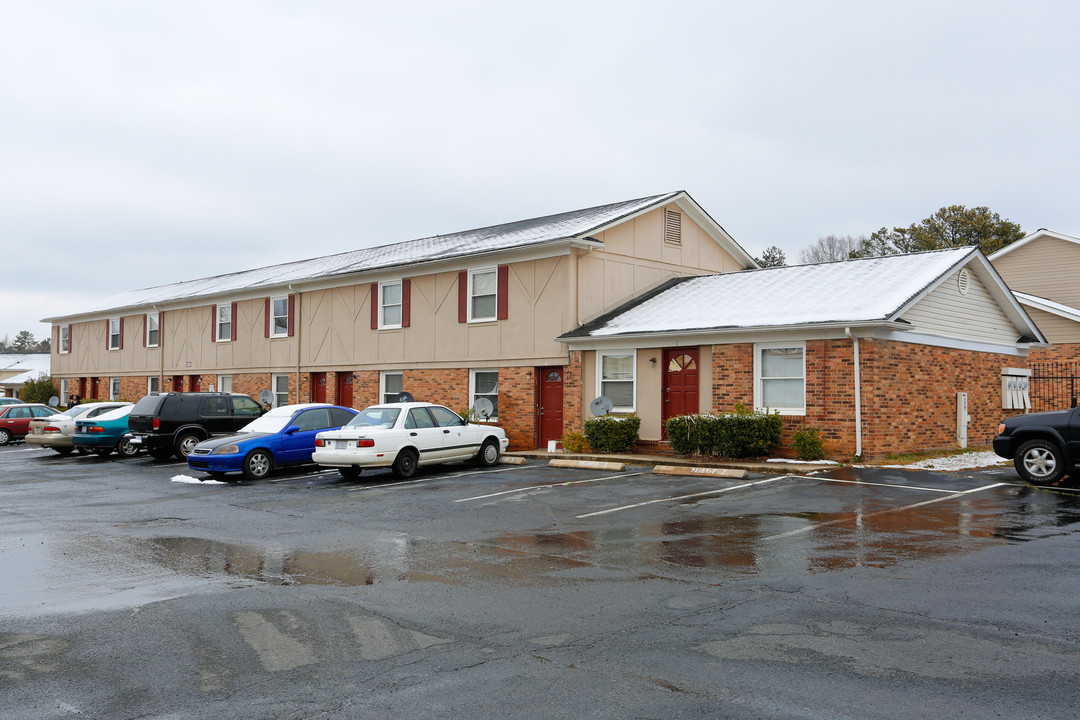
left=662, top=348, right=699, bottom=435
left=538, top=367, right=564, bottom=447
left=336, top=372, right=353, bottom=408
left=311, top=372, right=327, bottom=403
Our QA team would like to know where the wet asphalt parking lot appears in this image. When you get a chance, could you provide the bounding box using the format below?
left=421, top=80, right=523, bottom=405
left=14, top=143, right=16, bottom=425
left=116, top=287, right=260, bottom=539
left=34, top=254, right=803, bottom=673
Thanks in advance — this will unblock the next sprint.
left=1, top=443, right=1079, bottom=719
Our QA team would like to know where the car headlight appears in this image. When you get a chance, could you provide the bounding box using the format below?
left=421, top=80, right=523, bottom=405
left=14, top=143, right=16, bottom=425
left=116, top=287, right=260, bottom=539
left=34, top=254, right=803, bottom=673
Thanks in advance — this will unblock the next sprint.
left=212, top=444, right=240, bottom=455
left=997, top=424, right=1006, bottom=435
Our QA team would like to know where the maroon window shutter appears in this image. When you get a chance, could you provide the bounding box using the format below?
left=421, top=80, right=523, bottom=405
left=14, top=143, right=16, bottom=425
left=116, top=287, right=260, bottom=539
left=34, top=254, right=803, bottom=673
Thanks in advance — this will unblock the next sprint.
left=141, top=316, right=147, bottom=348
left=264, top=298, right=271, bottom=338
left=54, top=326, right=58, bottom=349
left=497, top=265, right=509, bottom=320
left=402, top=278, right=411, bottom=328
left=370, top=282, right=379, bottom=330
left=458, top=271, right=468, bottom=323
left=105, top=320, right=109, bottom=350
left=211, top=307, right=217, bottom=343
left=287, top=295, right=295, bottom=337
left=119, top=318, right=124, bottom=350
left=158, top=312, right=163, bottom=349
left=231, top=302, right=238, bottom=341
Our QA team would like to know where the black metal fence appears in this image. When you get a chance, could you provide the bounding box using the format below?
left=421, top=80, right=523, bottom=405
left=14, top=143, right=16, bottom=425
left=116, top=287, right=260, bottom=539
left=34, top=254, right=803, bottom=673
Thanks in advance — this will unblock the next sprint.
left=1029, top=361, right=1080, bottom=412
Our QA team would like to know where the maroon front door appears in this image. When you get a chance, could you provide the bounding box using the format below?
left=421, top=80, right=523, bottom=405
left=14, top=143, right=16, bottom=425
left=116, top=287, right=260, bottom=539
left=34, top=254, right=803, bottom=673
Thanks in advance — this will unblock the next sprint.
left=78, top=377, right=87, bottom=398
left=336, top=372, right=353, bottom=408
left=90, top=377, right=99, bottom=399
left=312, top=373, right=327, bottom=403
left=172, top=376, right=184, bottom=392
left=189, top=375, right=201, bottom=392
left=538, top=367, right=564, bottom=447
left=662, top=348, right=699, bottom=435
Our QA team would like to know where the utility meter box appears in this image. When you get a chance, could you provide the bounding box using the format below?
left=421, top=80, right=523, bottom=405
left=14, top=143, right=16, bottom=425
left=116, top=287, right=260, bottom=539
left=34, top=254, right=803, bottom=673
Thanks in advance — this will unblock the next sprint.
left=956, top=392, right=970, bottom=448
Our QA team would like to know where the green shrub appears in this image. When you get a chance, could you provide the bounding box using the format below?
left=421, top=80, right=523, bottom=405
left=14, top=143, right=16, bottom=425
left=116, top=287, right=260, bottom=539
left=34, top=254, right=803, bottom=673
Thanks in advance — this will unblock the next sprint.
left=791, top=425, right=826, bottom=461
left=663, top=405, right=782, bottom=458
left=18, top=374, right=58, bottom=405
left=561, top=430, right=588, bottom=454
left=583, top=414, right=640, bottom=453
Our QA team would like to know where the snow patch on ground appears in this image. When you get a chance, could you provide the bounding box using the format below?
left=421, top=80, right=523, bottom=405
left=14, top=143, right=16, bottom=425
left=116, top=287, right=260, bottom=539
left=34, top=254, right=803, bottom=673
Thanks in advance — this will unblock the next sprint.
left=171, top=474, right=225, bottom=485
left=860, top=451, right=1008, bottom=471
left=766, top=458, right=840, bottom=465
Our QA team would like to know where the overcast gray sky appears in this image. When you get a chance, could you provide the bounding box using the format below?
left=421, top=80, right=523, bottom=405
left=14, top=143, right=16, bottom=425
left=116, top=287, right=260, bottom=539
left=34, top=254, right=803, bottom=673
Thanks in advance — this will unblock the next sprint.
left=3, top=0, right=1078, bottom=345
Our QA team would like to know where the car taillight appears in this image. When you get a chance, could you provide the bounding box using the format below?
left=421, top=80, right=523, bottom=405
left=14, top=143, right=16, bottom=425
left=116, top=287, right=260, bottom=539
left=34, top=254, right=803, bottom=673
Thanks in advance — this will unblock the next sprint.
left=88, top=426, right=106, bottom=433
left=314, top=439, right=325, bottom=447
left=153, top=418, right=160, bottom=430
left=43, top=426, right=62, bottom=433
left=357, top=439, right=375, bottom=447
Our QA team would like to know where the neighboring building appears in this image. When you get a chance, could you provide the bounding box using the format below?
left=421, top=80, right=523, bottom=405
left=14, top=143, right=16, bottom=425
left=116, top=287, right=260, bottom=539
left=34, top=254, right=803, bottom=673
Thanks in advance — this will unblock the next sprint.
left=0, top=354, right=51, bottom=399
left=557, top=248, right=1046, bottom=457
left=43, top=192, right=757, bottom=450
left=989, top=229, right=1080, bottom=363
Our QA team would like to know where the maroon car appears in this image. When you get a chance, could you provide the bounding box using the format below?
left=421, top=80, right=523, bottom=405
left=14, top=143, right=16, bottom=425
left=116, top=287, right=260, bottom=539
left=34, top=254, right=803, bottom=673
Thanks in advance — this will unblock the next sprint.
left=0, top=404, right=60, bottom=445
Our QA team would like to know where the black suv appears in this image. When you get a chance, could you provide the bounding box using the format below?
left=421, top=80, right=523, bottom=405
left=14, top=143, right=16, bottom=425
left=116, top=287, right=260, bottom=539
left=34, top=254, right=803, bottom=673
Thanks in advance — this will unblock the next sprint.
left=993, top=408, right=1080, bottom=484
left=127, top=392, right=266, bottom=460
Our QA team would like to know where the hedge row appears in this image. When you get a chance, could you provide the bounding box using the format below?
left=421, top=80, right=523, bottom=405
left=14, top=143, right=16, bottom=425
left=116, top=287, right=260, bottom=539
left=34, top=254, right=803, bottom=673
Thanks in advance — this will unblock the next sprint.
left=664, top=406, right=782, bottom=458
left=583, top=414, right=641, bottom=453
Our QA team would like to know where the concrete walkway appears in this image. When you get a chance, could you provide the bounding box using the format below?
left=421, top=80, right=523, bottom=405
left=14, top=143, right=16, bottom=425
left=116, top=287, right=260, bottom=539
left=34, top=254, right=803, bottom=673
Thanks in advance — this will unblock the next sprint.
left=507, top=449, right=836, bottom=475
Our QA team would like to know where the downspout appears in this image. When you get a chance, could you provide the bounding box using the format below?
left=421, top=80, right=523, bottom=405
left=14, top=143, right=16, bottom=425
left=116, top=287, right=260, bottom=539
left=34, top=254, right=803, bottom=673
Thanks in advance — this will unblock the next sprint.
left=292, top=286, right=302, bottom=404
left=845, top=327, right=862, bottom=458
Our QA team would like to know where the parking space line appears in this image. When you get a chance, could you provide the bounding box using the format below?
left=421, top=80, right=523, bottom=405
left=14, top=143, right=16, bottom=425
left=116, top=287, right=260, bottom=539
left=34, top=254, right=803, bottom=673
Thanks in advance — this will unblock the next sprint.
left=761, top=482, right=1010, bottom=541
left=576, top=476, right=789, bottom=518
left=349, top=465, right=530, bottom=493
left=807, top=477, right=966, bottom=494
left=456, top=471, right=650, bottom=503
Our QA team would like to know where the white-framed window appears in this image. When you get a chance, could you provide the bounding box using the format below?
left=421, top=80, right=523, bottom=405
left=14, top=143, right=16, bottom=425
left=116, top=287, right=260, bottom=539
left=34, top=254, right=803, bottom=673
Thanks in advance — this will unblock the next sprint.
left=468, top=268, right=498, bottom=322
left=469, top=369, right=499, bottom=420
left=60, top=378, right=69, bottom=402
left=270, top=296, right=289, bottom=337
left=108, top=318, right=121, bottom=350
left=380, top=371, right=403, bottom=404
left=146, top=312, right=159, bottom=347
left=59, top=325, right=70, bottom=354
left=754, top=342, right=806, bottom=414
left=110, top=378, right=120, bottom=401
left=272, top=373, right=289, bottom=408
left=597, top=350, right=636, bottom=412
left=216, top=303, right=232, bottom=342
left=148, top=376, right=160, bottom=394
left=379, top=281, right=403, bottom=329
left=218, top=375, right=232, bottom=394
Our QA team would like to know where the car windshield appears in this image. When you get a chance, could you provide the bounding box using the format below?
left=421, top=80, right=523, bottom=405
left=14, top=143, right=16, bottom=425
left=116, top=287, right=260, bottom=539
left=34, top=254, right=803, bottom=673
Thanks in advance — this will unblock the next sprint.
left=346, top=407, right=401, bottom=429
left=95, top=405, right=134, bottom=422
left=57, top=406, right=89, bottom=418
left=239, top=412, right=294, bottom=434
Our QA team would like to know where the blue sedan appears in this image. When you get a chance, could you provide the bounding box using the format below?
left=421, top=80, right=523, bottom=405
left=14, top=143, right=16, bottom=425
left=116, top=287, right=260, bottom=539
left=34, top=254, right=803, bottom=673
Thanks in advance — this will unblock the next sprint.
left=187, top=403, right=358, bottom=480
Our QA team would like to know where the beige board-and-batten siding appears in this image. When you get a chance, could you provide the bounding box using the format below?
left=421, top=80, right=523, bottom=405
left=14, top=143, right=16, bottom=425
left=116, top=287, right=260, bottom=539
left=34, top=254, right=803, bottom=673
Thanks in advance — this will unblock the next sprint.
left=992, top=234, right=1080, bottom=310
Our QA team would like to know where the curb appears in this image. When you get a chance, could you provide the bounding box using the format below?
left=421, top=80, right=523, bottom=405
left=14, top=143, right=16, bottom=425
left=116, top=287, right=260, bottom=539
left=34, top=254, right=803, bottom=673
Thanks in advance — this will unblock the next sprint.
left=548, top=459, right=626, bottom=472
left=653, top=465, right=748, bottom=479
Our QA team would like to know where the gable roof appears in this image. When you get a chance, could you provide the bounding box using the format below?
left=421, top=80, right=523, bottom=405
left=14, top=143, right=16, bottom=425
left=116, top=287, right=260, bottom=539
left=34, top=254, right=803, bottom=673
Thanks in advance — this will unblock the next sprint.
left=1013, top=292, right=1080, bottom=324
left=45, top=191, right=755, bottom=322
left=560, top=247, right=1045, bottom=343
left=988, top=228, right=1080, bottom=261
left=0, top=353, right=51, bottom=374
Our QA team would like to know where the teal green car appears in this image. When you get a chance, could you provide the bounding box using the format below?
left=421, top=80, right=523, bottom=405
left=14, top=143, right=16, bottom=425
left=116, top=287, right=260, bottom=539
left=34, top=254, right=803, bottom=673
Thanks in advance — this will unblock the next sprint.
left=73, top=405, right=140, bottom=457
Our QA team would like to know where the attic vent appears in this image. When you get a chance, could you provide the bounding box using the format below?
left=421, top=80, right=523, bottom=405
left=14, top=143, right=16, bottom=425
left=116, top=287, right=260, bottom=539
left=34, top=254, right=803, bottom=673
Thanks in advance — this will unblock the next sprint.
left=957, top=269, right=970, bottom=295
left=664, top=209, right=682, bottom=245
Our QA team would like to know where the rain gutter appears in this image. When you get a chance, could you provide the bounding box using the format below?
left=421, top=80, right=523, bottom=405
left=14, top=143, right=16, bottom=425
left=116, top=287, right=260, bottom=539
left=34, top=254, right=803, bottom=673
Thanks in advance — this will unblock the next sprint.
left=845, top=327, right=862, bottom=458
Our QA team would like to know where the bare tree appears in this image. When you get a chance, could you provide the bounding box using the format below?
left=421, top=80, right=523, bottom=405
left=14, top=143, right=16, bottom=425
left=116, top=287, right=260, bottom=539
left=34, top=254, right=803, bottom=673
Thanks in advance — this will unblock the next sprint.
left=798, top=234, right=865, bottom=264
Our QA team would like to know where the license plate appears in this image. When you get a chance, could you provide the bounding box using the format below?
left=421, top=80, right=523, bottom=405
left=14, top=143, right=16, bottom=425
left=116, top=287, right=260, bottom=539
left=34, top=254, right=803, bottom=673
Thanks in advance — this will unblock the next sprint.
left=335, top=441, right=347, bottom=449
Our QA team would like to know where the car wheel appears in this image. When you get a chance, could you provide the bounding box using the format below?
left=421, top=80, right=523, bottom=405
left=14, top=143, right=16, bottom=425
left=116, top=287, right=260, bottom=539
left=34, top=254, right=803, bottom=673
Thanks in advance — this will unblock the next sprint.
left=117, top=437, right=139, bottom=457
left=76, top=446, right=92, bottom=455
left=1015, top=439, right=1067, bottom=485
left=475, top=438, right=500, bottom=467
left=175, top=433, right=202, bottom=459
left=55, top=446, right=74, bottom=456
left=0, top=428, right=10, bottom=445
left=95, top=448, right=114, bottom=457
left=339, top=466, right=362, bottom=479
left=242, top=449, right=274, bottom=480
left=391, top=449, right=418, bottom=479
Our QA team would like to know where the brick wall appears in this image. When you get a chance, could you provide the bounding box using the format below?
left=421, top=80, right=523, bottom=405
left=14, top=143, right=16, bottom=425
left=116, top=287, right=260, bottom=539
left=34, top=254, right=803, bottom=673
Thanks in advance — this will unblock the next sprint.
left=564, top=351, right=583, bottom=434
left=708, top=339, right=1020, bottom=459
left=1028, top=343, right=1080, bottom=363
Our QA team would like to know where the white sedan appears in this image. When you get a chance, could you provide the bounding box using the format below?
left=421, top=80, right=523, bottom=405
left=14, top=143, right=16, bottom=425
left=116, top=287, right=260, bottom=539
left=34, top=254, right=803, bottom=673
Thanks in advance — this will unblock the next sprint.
left=25, top=401, right=131, bottom=454
left=312, top=402, right=509, bottom=479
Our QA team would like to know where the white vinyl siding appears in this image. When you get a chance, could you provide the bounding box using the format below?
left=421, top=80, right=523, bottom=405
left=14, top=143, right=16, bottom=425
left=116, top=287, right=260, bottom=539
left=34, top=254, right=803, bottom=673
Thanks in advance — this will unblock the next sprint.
left=899, top=268, right=1019, bottom=345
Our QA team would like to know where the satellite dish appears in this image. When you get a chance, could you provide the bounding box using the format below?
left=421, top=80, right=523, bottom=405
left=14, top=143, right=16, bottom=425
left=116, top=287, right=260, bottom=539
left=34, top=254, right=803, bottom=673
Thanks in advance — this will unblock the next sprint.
left=258, top=389, right=274, bottom=406
left=472, top=397, right=494, bottom=420
left=48, top=395, right=60, bottom=407
left=395, top=391, right=414, bottom=403
left=590, top=396, right=613, bottom=417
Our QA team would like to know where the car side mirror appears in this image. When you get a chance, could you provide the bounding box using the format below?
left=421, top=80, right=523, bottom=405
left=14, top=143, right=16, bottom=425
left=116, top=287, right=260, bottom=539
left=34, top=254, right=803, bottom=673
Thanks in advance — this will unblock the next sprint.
left=285, top=425, right=300, bottom=435
left=461, top=416, right=469, bottom=426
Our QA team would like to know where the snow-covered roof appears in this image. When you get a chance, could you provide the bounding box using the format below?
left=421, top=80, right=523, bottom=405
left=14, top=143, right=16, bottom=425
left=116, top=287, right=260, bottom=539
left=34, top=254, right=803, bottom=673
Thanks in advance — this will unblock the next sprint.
left=0, top=353, right=51, bottom=374
left=989, top=228, right=1080, bottom=261
left=1013, top=292, right=1080, bottom=324
left=47, top=191, right=740, bottom=321
left=0, top=367, right=47, bottom=387
left=561, top=247, right=1034, bottom=339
